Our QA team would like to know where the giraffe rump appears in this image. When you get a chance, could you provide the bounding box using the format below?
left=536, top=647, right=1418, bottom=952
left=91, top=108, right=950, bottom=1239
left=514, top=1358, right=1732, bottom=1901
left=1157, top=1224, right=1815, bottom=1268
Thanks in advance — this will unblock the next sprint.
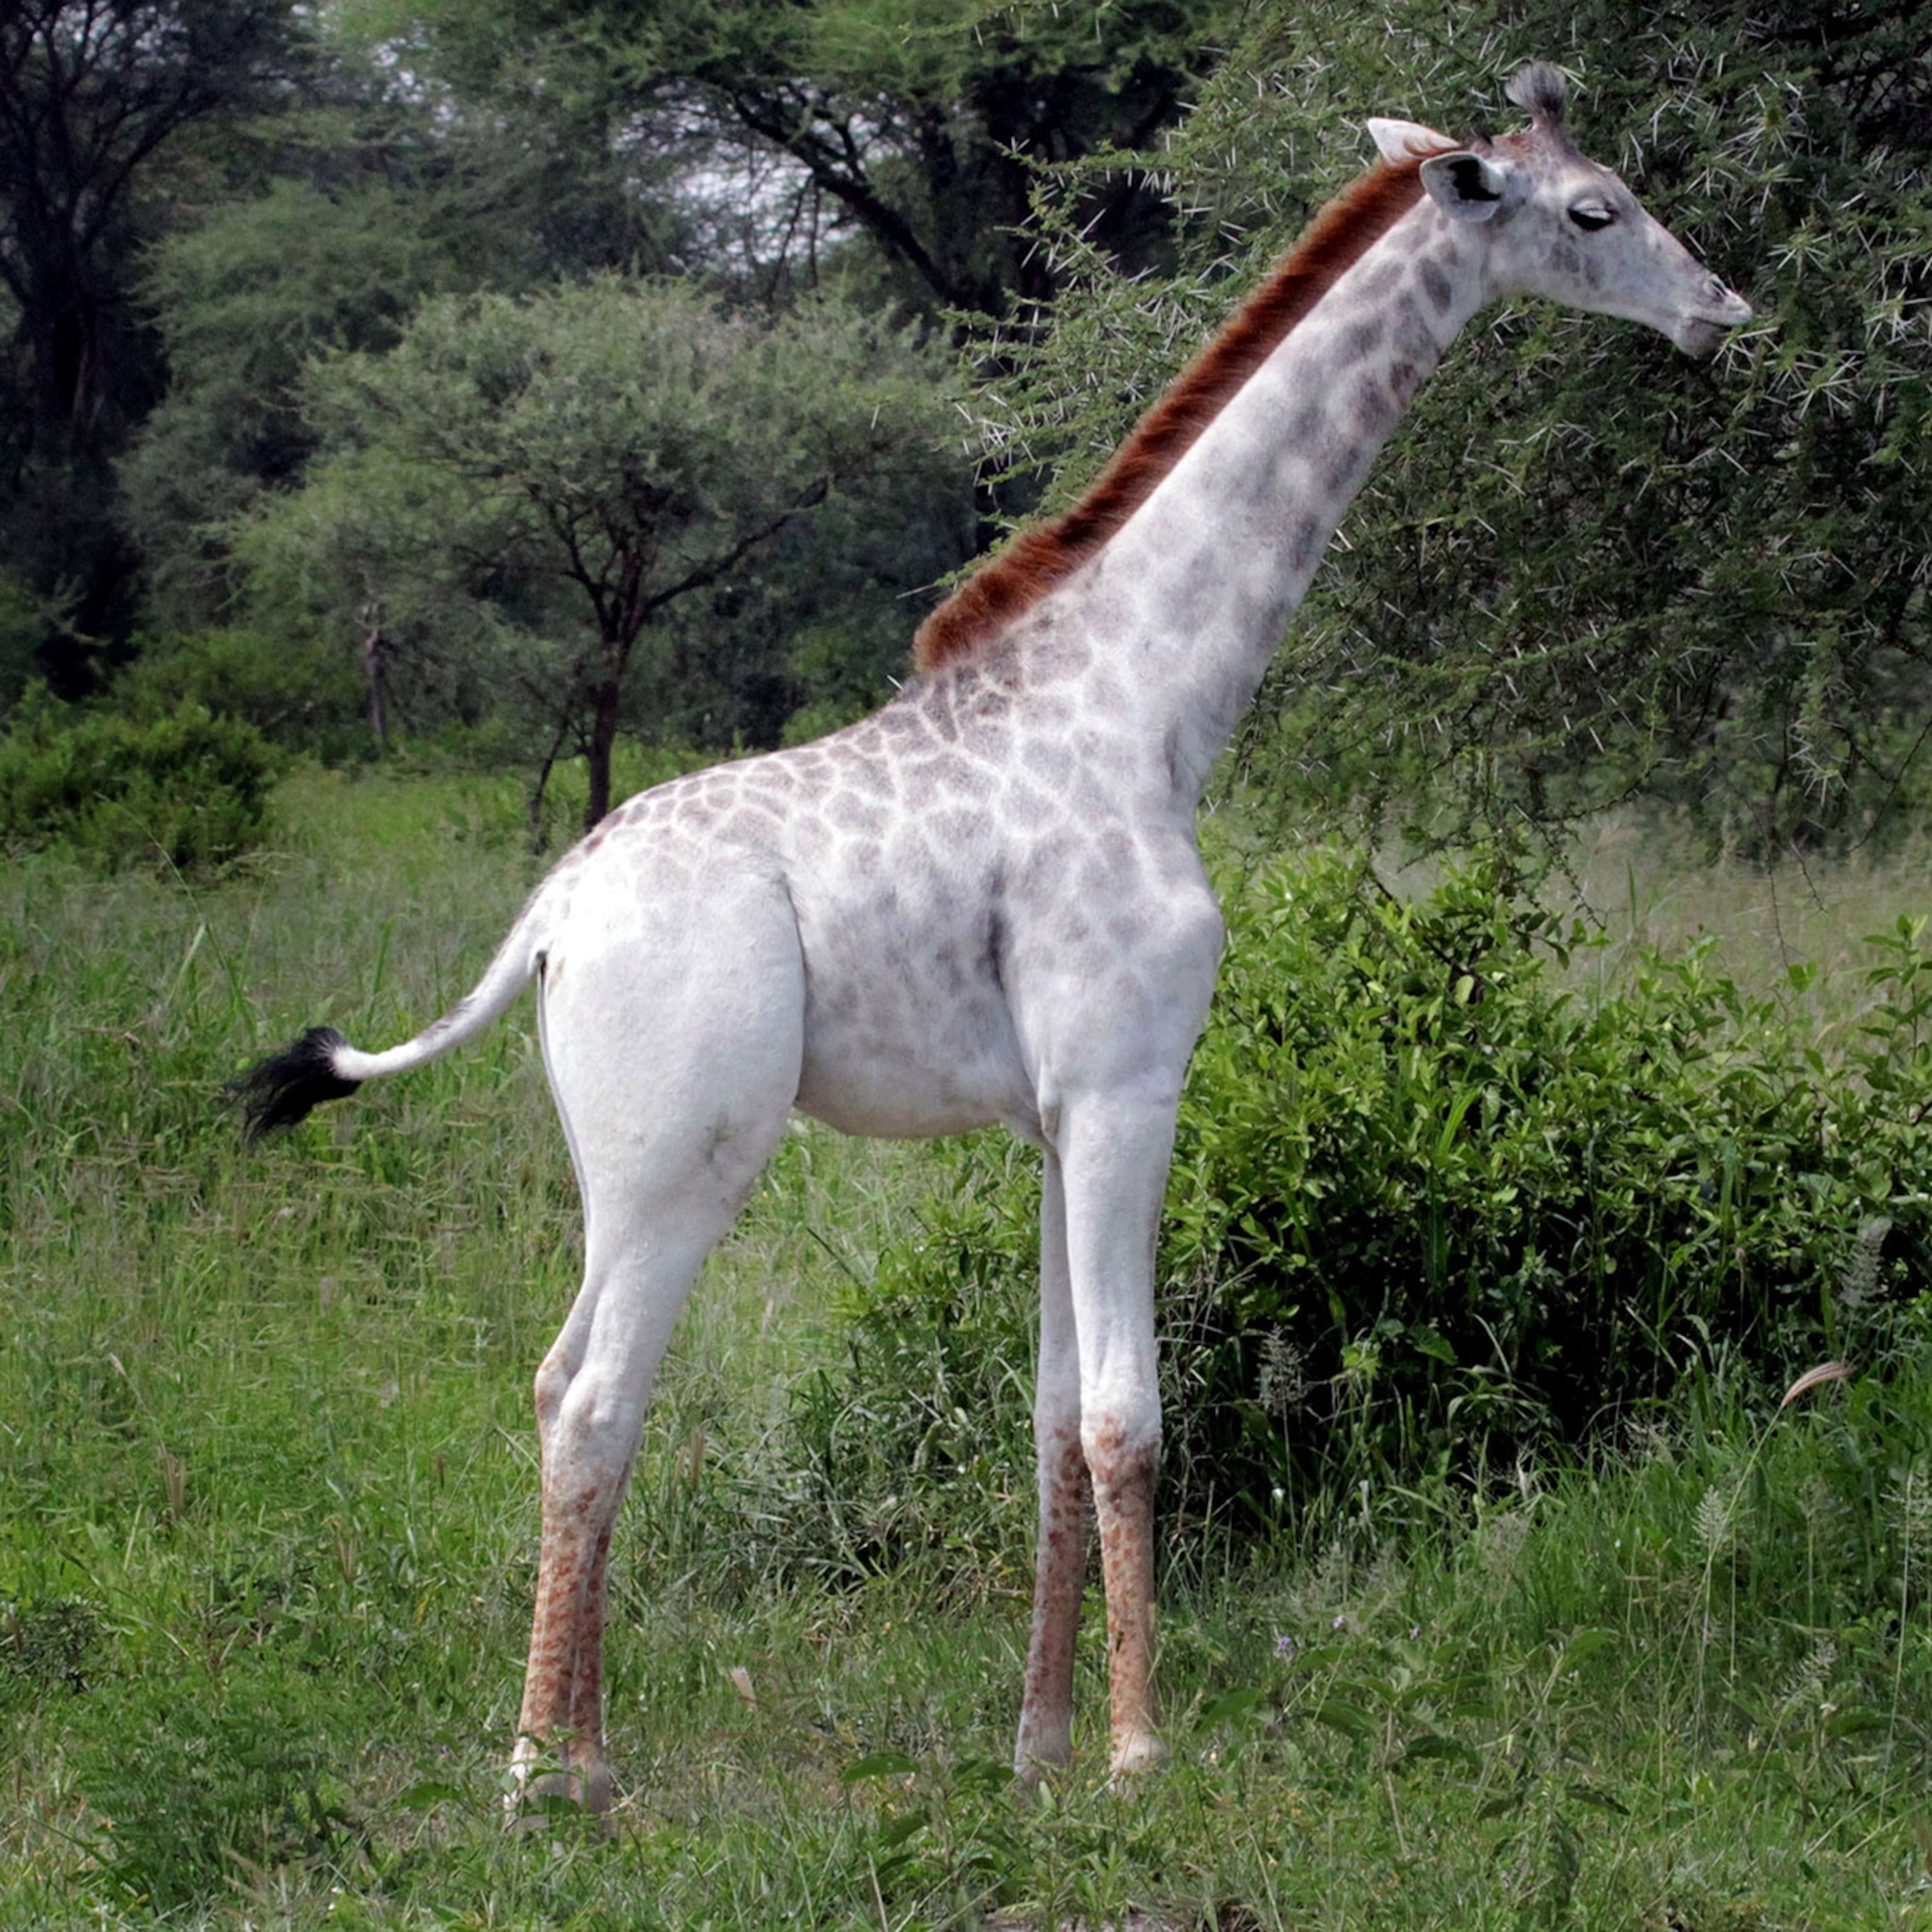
left=230, top=1026, right=363, bottom=1140
left=913, top=150, right=1449, bottom=673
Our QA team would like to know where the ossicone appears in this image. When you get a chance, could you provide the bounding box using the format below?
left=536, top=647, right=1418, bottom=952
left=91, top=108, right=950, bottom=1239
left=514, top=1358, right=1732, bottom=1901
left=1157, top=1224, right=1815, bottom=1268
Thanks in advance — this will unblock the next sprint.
left=1504, top=60, right=1569, bottom=129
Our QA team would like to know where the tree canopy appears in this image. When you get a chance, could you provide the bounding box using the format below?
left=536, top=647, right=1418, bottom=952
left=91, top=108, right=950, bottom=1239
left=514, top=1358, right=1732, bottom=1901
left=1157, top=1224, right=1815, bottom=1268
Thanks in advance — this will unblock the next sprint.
left=0, top=0, right=304, bottom=682
left=386, top=0, right=1235, bottom=318
left=0, top=0, right=297, bottom=460
left=0, top=1, right=1927, bottom=852
left=233, top=278, right=967, bottom=822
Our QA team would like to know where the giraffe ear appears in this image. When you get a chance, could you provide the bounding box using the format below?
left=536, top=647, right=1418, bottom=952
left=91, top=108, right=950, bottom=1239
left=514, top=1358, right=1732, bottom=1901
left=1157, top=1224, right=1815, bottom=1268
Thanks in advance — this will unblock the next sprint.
left=1419, top=149, right=1517, bottom=223
left=1367, top=116, right=1450, bottom=164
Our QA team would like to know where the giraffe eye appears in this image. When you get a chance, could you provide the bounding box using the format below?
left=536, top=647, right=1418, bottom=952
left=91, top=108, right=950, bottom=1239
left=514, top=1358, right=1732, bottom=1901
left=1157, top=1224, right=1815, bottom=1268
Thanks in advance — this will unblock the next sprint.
left=1568, top=200, right=1616, bottom=233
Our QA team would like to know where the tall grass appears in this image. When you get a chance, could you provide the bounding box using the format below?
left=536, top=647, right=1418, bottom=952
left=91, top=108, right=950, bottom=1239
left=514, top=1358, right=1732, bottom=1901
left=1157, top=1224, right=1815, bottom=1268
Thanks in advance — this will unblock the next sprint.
left=3, top=767, right=1929, bottom=1928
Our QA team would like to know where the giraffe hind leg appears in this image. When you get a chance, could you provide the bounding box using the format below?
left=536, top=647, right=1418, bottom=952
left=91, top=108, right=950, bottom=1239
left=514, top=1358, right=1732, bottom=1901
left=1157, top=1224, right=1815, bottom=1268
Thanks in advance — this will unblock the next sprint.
left=508, top=874, right=806, bottom=1821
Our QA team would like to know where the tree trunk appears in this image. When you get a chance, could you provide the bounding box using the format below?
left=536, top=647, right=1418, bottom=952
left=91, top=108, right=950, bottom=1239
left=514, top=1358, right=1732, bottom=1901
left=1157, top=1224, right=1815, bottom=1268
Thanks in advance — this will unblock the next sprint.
left=358, top=596, right=389, bottom=752
left=586, top=663, right=621, bottom=832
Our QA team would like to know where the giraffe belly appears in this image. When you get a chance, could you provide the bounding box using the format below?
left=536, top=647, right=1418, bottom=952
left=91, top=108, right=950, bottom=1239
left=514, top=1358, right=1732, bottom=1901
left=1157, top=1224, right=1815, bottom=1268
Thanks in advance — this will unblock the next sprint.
left=793, top=972, right=1035, bottom=1141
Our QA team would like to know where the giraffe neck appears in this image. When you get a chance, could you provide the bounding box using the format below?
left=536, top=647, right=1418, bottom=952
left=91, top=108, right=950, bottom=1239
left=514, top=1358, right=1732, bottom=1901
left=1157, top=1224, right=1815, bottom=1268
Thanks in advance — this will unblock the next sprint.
left=1057, top=199, right=1488, bottom=804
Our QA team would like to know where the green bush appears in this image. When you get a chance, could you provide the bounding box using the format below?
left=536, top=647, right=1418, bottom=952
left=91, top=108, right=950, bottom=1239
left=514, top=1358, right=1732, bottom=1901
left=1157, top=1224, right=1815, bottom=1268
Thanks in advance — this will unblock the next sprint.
left=782, top=848, right=1932, bottom=1562
left=0, top=690, right=281, bottom=871
left=0, top=570, right=54, bottom=714
left=1156, top=849, right=1929, bottom=1523
left=116, top=626, right=366, bottom=759
left=75, top=1667, right=354, bottom=1913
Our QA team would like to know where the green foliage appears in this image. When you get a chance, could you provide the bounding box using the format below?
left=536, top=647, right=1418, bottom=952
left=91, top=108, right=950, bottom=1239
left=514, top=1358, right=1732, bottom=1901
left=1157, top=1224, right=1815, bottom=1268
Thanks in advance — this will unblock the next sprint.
left=122, top=97, right=697, bottom=643
left=0, top=691, right=280, bottom=871
left=120, top=180, right=467, bottom=633
left=75, top=1671, right=353, bottom=1914
left=0, top=1, right=310, bottom=688
left=1160, top=849, right=1926, bottom=1521
left=777, top=1136, right=1042, bottom=1590
left=397, top=0, right=1230, bottom=317
left=235, top=277, right=968, bottom=800
left=114, top=628, right=367, bottom=758
left=1, top=1594, right=99, bottom=1709
left=4, top=0, right=712, bottom=689
left=0, top=569, right=55, bottom=713
left=982, top=5, right=1932, bottom=853
left=805, top=847, right=1932, bottom=1551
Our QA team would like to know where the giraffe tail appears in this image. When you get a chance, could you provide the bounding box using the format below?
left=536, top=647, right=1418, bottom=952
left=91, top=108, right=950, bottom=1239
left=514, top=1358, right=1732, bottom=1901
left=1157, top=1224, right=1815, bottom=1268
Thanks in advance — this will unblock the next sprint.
left=231, top=880, right=555, bottom=1141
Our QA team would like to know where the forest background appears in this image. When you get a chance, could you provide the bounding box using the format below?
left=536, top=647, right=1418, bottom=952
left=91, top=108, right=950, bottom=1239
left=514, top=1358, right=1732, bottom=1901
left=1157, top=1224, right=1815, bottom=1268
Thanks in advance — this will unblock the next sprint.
left=0, top=0, right=1926, bottom=855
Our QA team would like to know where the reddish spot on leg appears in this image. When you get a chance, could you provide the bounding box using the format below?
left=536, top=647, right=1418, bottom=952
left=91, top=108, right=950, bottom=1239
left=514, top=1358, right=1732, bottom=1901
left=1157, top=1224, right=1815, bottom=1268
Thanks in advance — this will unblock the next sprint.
left=565, top=1519, right=615, bottom=1814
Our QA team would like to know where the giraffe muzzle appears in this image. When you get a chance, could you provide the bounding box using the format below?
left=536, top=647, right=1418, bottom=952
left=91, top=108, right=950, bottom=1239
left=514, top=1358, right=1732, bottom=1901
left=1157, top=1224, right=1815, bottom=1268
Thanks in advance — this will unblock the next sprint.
left=1674, top=279, right=1754, bottom=358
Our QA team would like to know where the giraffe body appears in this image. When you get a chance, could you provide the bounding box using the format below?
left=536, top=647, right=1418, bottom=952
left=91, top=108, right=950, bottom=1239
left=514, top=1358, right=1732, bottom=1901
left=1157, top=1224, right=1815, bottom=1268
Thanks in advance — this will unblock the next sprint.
left=236, top=65, right=1752, bottom=1814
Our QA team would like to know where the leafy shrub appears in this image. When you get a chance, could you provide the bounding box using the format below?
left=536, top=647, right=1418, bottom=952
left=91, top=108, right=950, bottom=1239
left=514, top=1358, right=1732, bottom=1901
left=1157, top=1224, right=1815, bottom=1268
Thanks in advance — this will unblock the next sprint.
left=1155, top=848, right=1928, bottom=1523
left=782, top=848, right=1932, bottom=1562
left=775, top=1145, right=1044, bottom=1592
left=76, top=1668, right=353, bottom=1913
left=0, top=689, right=280, bottom=870
left=0, top=570, right=54, bottom=714
left=116, top=626, right=365, bottom=759
left=1, top=1594, right=101, bottom=1709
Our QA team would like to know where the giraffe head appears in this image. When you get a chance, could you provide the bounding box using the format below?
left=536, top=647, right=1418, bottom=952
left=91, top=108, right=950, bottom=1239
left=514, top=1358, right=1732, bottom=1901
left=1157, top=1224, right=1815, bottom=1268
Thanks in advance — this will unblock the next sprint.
left=1368, top=62, right=1753, bottom=357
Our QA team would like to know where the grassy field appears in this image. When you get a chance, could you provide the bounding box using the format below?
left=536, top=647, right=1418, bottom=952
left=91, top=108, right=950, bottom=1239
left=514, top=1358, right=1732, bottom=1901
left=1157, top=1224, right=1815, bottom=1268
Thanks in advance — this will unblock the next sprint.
left=5, top=765, right=1932, bottom=1929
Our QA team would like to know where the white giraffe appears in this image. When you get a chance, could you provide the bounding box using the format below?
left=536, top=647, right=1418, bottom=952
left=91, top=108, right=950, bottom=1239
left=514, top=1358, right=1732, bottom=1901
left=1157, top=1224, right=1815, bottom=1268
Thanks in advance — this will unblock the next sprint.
left=236, top=64, right=1752, bottom=1814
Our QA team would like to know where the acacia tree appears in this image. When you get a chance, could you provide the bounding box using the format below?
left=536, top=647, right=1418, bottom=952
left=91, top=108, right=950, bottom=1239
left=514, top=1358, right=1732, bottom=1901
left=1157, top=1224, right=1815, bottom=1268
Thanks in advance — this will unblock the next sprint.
left=119, top=180, right=467, bottom=637
left=118, top=35, right=716, bottom=644
left=236, top=277, right=962, bottom=825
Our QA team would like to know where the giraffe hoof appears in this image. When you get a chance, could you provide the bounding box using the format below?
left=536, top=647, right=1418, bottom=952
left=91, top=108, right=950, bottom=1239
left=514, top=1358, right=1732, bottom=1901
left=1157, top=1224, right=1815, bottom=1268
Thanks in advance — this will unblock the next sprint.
left=504, top=1774, right=572, bottom=1835
left=1013, top=1719, right=1073, bottom=1789
left=1107, top=1731, right=1170, bottom=1784
left=1013, top=1749, right=1072, bottom=1794
left=502, top=1761, right=614, bottom=1833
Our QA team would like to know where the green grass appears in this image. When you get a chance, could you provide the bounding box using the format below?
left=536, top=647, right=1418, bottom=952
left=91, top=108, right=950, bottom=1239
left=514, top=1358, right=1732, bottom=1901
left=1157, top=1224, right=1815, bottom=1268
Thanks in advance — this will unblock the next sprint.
left=5, top=765, right=1932, bottom=1928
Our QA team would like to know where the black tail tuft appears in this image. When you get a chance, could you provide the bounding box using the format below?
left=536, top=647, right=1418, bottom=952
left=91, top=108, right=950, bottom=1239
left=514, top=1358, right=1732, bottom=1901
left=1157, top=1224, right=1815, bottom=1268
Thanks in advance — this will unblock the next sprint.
left=230, top=1026, right=363, bottom=1141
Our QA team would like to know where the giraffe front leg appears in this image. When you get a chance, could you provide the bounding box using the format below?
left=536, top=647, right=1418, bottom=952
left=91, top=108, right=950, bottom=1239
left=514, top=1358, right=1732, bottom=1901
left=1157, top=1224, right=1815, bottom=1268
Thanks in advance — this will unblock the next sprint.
left=1017, top=1428, right=1090, bottom=1775
left=561, top=1519, right=616, bottom=1811
left=1057, top=1087, right=1181, bottom=1782
left=1089, top=1414, right=1166, bottom=1777
left=1016, top=1150, right=1091, bottom=1779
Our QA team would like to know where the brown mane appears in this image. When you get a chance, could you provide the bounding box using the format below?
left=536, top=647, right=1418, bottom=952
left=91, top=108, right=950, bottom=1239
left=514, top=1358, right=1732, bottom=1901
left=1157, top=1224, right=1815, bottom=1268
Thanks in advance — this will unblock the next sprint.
left=913, top=153, right=1440, bottom=672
